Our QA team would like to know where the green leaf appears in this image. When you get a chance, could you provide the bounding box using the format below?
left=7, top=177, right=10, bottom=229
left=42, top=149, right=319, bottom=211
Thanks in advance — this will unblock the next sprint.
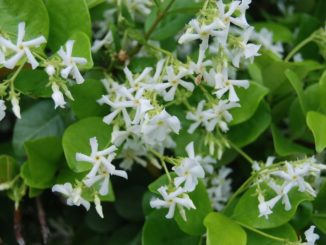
left=13, top=101, right=65, bottom=158
left=45, top=0, right=91, bottom=50
left=246, top=224, right=298, bottom=245
left=62, top=117, right=112, bottom=172
left=86, top=0, right=105, bottom=8
left=319, top=71, right=326, bottom=113
left=69, top=31, right=93, bottom=69
left=228, top=102, right=271, bottom=147
left=70, top=79, right=107, bottom=119
left=285, top=69, right=307, bottom=114
left=142, top=210, right=200, bottom=245
left=0, top=155, right=19, bottom=183
left=230, top=82, right=269, bottom=125
left=108, top=224, right=141, bottom=245
left=15, top=69, right=51, bottom=98
left=21, top=137, right=62, bottom=189
left=306, top=111, right=326, bottom=152
left=204, top=212, right=247, bottom=245
left=232, top=186, right=313, bottom=229
left=175, top=181, right=212, bottom=235
left=0, top=0, right=49, bottom=41
left=271, top=124, right=312, bottom=156
left=312, top=182, right=326, bottom=232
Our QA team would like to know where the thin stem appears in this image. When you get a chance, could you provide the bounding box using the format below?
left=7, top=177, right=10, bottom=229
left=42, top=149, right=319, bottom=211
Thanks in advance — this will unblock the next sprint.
left=36, top=197, right=50, bottom=244
left=129, top=0, right=176, bottom=57
left=236, top=221, right=289, bottom=243
left=223, top=174, right=256, bottom=211
left=14, top=207, right=25, bottom=245
left=149, top=148, right=173, bottom=182
left=284, top=36, right=314, bottom=62
left=228, top=140, right=254, bottom=165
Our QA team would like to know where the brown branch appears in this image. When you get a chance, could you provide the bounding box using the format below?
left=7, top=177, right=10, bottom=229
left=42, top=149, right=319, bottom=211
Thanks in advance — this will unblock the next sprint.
left=36, top=197, right=50, bottom=244
left=14, top=208, right=25, bottom=245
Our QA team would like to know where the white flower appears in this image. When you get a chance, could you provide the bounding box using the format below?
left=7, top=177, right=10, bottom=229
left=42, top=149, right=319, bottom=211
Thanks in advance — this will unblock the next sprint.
left=52, top=183, right=90, bottom=210
left=123, top=66, right=153, bottom=92
left=11, top=96, right=21, bottom=119
left=76, top=137, right=128, bottom=195
left=163, top=66, right=194, bottom=101
left=258, top=193, right=280, bottom=219
left=214, top=67, right=249, bottom=102
left=118, top=140, right=148, bottom=170
left=206, top=100, right=240, bottom=132
left=142, top=110, right=181, bottom=146
left=91, top=31, right=113, bottom=53
left=58, top=40, right=87, bottom=84
left=231, top=27, right=260, bottom=67
left=252, top=156, right=275, bottom=172
left=186, top=100, right=212, bottom=134
left=0, top=100, right=6, bottom=121
left=252, top=28, right=283, bottom=57
left=150, top=186, right=195, bottom=220
left=45, top=65, right=56, bottom=76
left=304, top=225, right=319, bottom=245
left=178, top=19, right=225, bottom=49
left=0, top=22, right=46, bottom=69
left=272, top=162, right=316, bottom=197
left=94, top=194, right=104, bottom=218
left=173, top=142, right=205, bottom=192
left=268, top=181, right=293, bottom=211
left=51, top=83, right=66, bottom=109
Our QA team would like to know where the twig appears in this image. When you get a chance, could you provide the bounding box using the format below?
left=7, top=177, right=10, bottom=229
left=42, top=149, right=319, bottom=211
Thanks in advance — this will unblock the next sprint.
left=36, top=197, right=50, bottom=244
left=14, top=208, right=25, bottom=245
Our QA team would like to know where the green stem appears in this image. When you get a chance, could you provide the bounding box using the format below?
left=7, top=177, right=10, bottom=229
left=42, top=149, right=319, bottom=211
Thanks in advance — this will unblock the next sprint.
left=236, top=221, right=289, bottom=243
left=284, top=36, right=314, bottom=62
left=228, top=140, right=254, bottom=165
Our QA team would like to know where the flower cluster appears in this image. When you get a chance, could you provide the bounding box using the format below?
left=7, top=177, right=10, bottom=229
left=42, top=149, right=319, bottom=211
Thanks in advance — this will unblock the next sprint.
left=253, top=156, right=326, bottom=219
left=52, top=137, right=127, bottom=218
left=0, top=22, right=88, bottom=122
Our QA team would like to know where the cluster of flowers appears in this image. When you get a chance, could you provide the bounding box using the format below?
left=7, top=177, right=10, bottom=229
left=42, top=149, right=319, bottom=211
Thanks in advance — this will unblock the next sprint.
left=0, top=22, right=87, bottom=121
left=252, top=156, right=326, bottom=219
left=86, top=0, right=261, bottom=218
left=52, top=137, right=128, bottom=218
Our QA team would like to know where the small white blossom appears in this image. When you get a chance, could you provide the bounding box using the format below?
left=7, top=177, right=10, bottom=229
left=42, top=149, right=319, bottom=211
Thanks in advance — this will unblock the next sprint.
left=52, top=183, right=90, bottom=210
left=51, top=83, right=66, bottom=109
left=76, top=137, right=127, bottom=195
left=150, top=186, right=195, bottom=220
left=45, top=64, right=56, bottom=76
left=0, top=22, right=46, bottom=69
left=252, top=28, right=283, bottom=57
left=173, top=142, right=205, bottom=192
left=0, top=100, right=6, bottom=121
left=186, top=100, right=212, bottom=134
left=94, top=194, right=104, bottom=218
left=258, top=193, right=280, bottom=219
left=142, top=110, right=181, bottom=146
left=11, top=96, right=21, bottom=119
left=304, top=225, right=319, bottom=245
left=163, top=66, right=194, bottom=101
left=91, top=31, right=113, bottom=53
left=118, top=140, right=148, bottom=170
left=58, top=40, right=87, bottom=84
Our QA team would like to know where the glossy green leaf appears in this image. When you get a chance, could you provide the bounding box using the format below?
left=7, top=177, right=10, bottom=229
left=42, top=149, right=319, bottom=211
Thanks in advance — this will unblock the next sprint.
left=142, top=210, right=200, bottom=245
left=228, top=102, right=271, bottom=147
left=70, top=79, right=107, bottom=119
left=0, top=0, right=49, bottom=41
left=86, top=0, right=105, bottom=8
left=15, top=69, right=51, bottom=98
left=232, top=186, right=313, bottom=229
left=45, top=0, right=91, bottom=50
left=175, top=181, right=212, bottom=235
left=271, top=124, right=312, bottom=156
left=319, top=71, right=326, bottom=113
left=285, top=69, right=307, bottom=114
left=21, top=137, right=63, bottom=189
left=246, top=224, right=298, bottom=245
left=0, top=155, right=19, bottom=183
left=108, top=224, right=141, bottom=245
left=204, top=212, right=247, bottom=245
left=306, top=111, right=326, bottom=152
left=62, top=117, right=112, bottom=172
left=13, top=101, right=65, bottom=158
left=230, top=81, right=269, bottom=125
